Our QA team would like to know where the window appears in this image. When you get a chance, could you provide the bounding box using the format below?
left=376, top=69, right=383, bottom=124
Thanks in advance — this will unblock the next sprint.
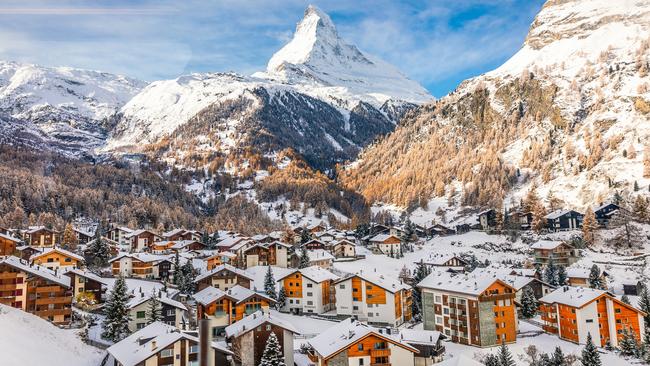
left=353, top=306, right=359, bottom=311
left=368, top=313, right=374, bottom=317
left=137, top=311, right=146, bottom=319
left=307, top=301, right=313, bottom=305
left=358, top=344, right=364, bottom=351
left=307, top=292, right=313, bottom=297
left=65, top=257, right=72, bottom=262
left=434, top=296, right=442, bottom=303
left=340, top=285, right=346, bottom=289
left=137, top=322, right=145, bottom=329
left=359, top=359, right=364, bottom=366
left=266, top=324, right=272, bottom=331
left=160, top=349, right=173, bottom=358
left=615, top=308, right=622, bottom=313
left=586, top=319, right=594, bottom=323
left=307, top=283, right=313, bottom=288
left=436, top=316, right=443, bottom=325
left=47, top=258, right=54, bottom=263
left=189, top=345, right=199, bottom=354
left=167, top=309, right=175, bottom=316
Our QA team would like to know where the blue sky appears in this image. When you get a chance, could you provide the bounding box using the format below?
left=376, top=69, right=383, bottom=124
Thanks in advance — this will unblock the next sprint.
left=0, top=0, right=545, bottom=97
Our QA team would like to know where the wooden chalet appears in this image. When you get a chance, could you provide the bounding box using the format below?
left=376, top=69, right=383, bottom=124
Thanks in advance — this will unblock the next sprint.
left=64, top=269, right=109, bottom=304
left=22, top=226, right=58, bottom=247
left=545, top=210, right=584, bottom=231
left=194, top=264, right=253, bottom=291
left=0, top=232, right=21, bottom=256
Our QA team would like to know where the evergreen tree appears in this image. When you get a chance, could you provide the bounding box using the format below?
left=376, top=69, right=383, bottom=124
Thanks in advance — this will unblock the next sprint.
left=172, top=252, right=181, bottom=285
left=544, top=258, right=558, bottom=287
left=298, top=246, right=310, bottom=269
left=498, top=342, right=515, bottom=366
left=557, top=265, right=567, bottom=286
left=178, top=261, right=196, bottom=294
left=403, top=218, right=415, bottom=242
left=581, top=333, right=602, bottom=366
left=588, top=265, right=602, bottom=289
left=300, top=230, right=311, bottom=244
left=619, top=327, right=639, bottom=357
left=411, top=260, right=431, bottom=321
left=102, top=275, right=131, bottom=342
left=483, top=354, right=499, bottom=366
left=259, top=332, right=286, bottom=366
left=520, top=286, right=538, bottom=319
left=550, top=346, right=565, bottom=366
left=275, top=287, right=287, bottom=310
left=88, top=227, right=110, bottom=269
left=582, top=208, right=599, bottom=246
left=621, top=294, right=631, bottom=304
left=264, top=266, right=277, bottom=300
left=146, top=291, right=162, bottom=324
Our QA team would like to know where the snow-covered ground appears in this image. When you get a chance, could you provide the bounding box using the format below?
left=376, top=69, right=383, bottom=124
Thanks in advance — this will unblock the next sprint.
left=0, top=304, right=105, bottom=366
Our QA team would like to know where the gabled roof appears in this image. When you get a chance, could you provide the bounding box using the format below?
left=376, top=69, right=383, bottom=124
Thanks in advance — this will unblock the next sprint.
left=162, top=228, right=186, bottom=238
left=127, top=292, right=187, bottom=311
left=30, top=247, right=85, bottom=262
left=225, top=310, right=299, bottom=338
left=107, top=322, right=232, bottom=366
left=72, top=227, right=94, bottom=238
left=193, top=286, right=235, bottom=306
left=170, top=240, right=203, bottom=250
left=369, top=233, right=400, bottom=243
left=25, top=226, right=55, bottom=234
left=277, top=265, right=339, bottom=284
left=125, top=229, right=159, bottom=239
left=421, top=253, right=467, bottom=266
left=63, top=268, right=110, bottom=285
left=225, top=284, right=276, bottom=304
left=0, top=232, right=22, bottom=243
left=298, top=249, right=334, bottom=262
left=530, top=240, right=569, bottom=250
left=539, top=286, right=634, bottom=312
left=0, top=255, right=70, bottom=287
left=399, top=329, right=443, bottom=346
left=307, top=318, right=417, bottom=360
left=194, top=264, right=254, bottom=283
left=545, top=209, right=583, bottom=220
left=417, top=270, right=515, bottom=296
left=109, top=253, right=171, bottom=264
left=566, top=267, right=608, bottom=279
left=337, top=271, right=410, bottom=294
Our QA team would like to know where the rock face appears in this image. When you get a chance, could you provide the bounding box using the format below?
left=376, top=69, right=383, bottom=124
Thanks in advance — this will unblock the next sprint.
left=0, top=61, right=145, bottom=155
left=106, top=5, right=432, bottom=170
left=341, top=0, right=650, bottom=209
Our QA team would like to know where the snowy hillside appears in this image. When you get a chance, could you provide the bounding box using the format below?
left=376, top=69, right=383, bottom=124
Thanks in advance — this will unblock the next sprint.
left=0, top=304, right=104, bottom=366
left=342, top=0, right=650, bottom=211
left=0, top=60, right=144, bottom=155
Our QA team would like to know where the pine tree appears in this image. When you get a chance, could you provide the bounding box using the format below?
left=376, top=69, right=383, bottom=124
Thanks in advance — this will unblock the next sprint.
left=588, top=265, right=602, bottom=289
left=300, top=230, right=311, bottom=244
left=621, top=294, right=631, bottom=304
left=102, top=275, right=131, bottom=342
left=544, top=258, right=558, bottom=287
left=146, top=291, right=162, bottom=324
left=557, top=265, right=567, bottom=286
left=551, top=346, right=565, bottom=366
left=178, top=261, right=195, bottom=294
left=298, top=246, right=310, bottom=269
left=581, top=333, right=602, bottom=366
left=403, top=218, right=415, bottom=242
left=484, top=354, right=499, bottom=366
left=582, top=207, right=599, bottom=245
left=498, top=342, right=515, bottom=366
left=172, top=252, right=181, bottom=285
left=88, top=227, right=110, bottom=269
left=264, top=266, right=277, bottom=300
left=275, top=287, right=287, bottom=311
left=619, top=327, right=639, bottom=357
left=411, top=260, right=431, bottom=321
left=259, top=332, right=286, bottom=366
left=62, top=223, right=78, bottom=251
left=520, top=286, right=538, bottom=319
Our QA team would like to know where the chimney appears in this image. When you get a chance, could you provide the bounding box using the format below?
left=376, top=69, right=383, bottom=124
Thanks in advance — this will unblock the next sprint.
left=151, top=340, right=157, bottom=351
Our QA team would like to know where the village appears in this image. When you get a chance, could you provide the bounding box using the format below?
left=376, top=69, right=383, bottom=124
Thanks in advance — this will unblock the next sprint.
left=0, top=195, right=648, bottom=366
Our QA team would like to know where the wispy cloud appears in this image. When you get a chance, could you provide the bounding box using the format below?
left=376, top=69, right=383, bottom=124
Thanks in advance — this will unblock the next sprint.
left=0, top=0, right=545, bottom=96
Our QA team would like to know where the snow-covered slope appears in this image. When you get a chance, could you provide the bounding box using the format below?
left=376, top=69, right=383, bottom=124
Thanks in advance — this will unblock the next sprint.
left=0, top=60, right=145, bottom=154
left=342, top=0, right=650, bottom=210
left=0, top=304, right=104, bottom=366
left=107, top=5, right=432, bottom=170
left=255, top=5, right=431, bottom=106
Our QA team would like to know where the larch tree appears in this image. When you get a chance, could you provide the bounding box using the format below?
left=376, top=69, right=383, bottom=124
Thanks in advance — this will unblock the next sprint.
left=633, top=195, right=649, bottom=222
left=581, top=207, right=599, bottom=246
left=62, top=223, right=78, bottom=251
left=532, top=202, right=547, bottom=233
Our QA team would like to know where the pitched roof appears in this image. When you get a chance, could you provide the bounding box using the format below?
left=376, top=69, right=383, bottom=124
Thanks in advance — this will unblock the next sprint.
left=30, top=247, right=85, bottom=262
left=307, top=318, right=417, bottom=360
left=162, top=228, right=186, bottom=237
left=297, top=249, right=334, bottom=262
left=225, top=284, right=276, bottom=304
left=539, top=286, right=607, bottom=308
left=369, top=234, right=400, bottom=243
left=224, top=310, right=298, bottom=338
left=194, top=264, right=254, bottom=282
left=417, top=270, right=514, bottom=296
left=0, top=255, right=70, bottom=287
left=193, top=286, right=234, bottom=306
left=0, top=232, right=22, bottom=243
left=337, top=271, right=410, bottom=293
left=530, top=240, right=568, bottom=250
left=109, top=253, right=171, bottom=264
left=545, top=209, right=582, bottom=220
left=421, top=253, right=466, bottom=266
left=127, top=292, right=187, bottom=311
left=63, top=268, right=110, bottom=285
left=107, top=322, right=232, bottom=366
left=399, top=329, right=443, bottom=346
left=277, top=266, right=339, bottom=283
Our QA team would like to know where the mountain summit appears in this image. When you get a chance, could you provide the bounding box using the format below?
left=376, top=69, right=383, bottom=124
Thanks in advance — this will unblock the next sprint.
left=256, top=5, right=431, bottom=105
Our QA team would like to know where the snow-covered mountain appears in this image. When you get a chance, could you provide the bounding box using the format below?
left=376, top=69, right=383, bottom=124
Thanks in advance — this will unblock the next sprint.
left=106, top=5, right=432, bottom=170
left=0, top=61, right=145, bottom=155
left=341, top=0, right=650, bottom=210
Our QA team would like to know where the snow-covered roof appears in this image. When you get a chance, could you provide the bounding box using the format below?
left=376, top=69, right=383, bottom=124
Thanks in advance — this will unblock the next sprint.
left=539, top=286, right=607, bottom=308
left=125, top=229, right=157, bottom=238
left=530, top=240, right=567, bottom=250
left=566, top=267, right=592, bottom=279
left=109, top=253, right=171, bottom=264
left=421, top=253, right=466, bottom=266
left=278, top=265, right=339, bottom=283
left=369, top=233, right=400, bottom=243
left=0, top=232, right=22, bottom=242
left=72, top=227, right=95, bottom=237
left=398, top=329, right=443, bottom=346
left=162, top=228, right=186, bottom=237
left=194, top=264, right=254, bottom=282
left=224, top=284, right=276, bottom=304
left=64, top=268, right=110, bottom=285
left=224, top=310, right=298, bottom=338
left=307, top=318, right=416, bottom=359
left=0, top=256, right=70, bottom=287
left=417, top=270, right=514, bottom=296
left=25, top=226, right=53, bottom=234
left=544, top=209, right=582, bottom=220
left=30, top=247, right=85, bottom=262
left=127, top=292, right=187, bottom=311
left=193, top=286, right=233, bottom=306
left=170, top=240, right=202, bottom=249
left=216, top=235, right=248, bottom=248
left=436, top=355, right=483, bottom=366
left=338, top=271, right=410, bottom=293
left=107, top=322, right=231, bottom=366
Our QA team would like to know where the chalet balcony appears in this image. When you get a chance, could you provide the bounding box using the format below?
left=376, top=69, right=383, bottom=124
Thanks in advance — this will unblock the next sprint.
left=34, top=286, right=62, bottom=293
left=34, top=308, right=71, bottom=317
left=35, top=296, right=72, bottom=305
left=370, top=348, right=391, bottom=358
left=0, top=273, right=20, bottom=279
left=0, top=284, right=19, bottom=291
